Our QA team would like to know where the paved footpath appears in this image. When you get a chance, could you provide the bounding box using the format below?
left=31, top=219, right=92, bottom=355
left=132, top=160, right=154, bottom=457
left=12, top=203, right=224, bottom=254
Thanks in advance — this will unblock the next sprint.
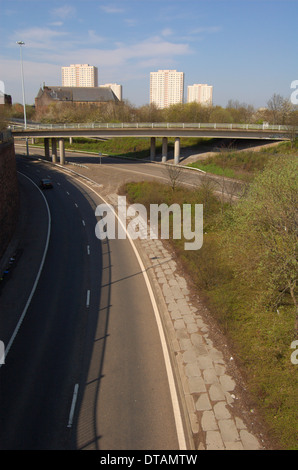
left=15, top=149, right=270, bottom=450
left=106, top=192, right=268, bottom=450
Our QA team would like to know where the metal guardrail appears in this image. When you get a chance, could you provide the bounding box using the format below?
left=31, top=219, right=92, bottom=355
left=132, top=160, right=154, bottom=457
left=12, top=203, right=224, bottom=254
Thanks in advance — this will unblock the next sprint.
left=9, top=122, right=291, bottom=132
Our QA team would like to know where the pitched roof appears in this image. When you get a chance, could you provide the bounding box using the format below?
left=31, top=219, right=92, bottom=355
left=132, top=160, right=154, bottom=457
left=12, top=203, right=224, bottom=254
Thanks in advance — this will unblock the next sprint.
left=39, top=86, right=119, bottom=103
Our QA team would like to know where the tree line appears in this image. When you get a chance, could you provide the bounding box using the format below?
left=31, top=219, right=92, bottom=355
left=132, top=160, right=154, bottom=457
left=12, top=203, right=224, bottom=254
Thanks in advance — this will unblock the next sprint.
left=2, top=93, right=298, bottom=127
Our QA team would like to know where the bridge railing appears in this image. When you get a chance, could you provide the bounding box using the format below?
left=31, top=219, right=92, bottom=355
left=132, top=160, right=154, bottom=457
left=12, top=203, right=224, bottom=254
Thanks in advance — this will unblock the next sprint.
left=9, top=122, right=291, bottom=132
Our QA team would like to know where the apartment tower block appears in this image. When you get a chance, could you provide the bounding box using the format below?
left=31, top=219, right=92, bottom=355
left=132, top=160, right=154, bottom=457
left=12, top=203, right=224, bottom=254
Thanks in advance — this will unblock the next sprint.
left=62, top=64, right=98, bottom=87
left=187, top=84, right=213, bottom=105
left=150, top=70, right=184, bottom=109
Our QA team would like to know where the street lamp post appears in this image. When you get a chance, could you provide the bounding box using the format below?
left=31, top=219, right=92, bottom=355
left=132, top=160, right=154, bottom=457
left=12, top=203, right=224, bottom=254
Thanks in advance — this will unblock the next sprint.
left=16, top=40, right=29, bottom=156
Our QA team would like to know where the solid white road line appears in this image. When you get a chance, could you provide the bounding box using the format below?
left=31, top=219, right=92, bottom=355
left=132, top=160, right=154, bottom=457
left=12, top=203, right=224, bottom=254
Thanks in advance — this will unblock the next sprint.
left=27, top=158, right=188, bottom=449
left=67, top=383, right=79, bottom=428
left=70, top=177, right=188, bottom=451
left=86, top=290, right=90, bottom=307
left=0, top=172, right=51, bottom=368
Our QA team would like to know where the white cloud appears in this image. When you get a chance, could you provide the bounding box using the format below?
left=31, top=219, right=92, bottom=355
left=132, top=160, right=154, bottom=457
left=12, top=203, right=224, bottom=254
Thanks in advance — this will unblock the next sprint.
left=0, top=57, right=60, bottom=103
left=87, top=30, right=106, bottom=44
left=13, top=27, right=69, bottom=50
left=4, top=25, right=192, bottom=104
left=12, top=30, right=191, bottom=69
left=51, top=5, right=76, bottom=19
left=191, top=26, right=221, bottom=34
left=100, top=6, right=125, bottom=14
left=124, top=18, right=137, bottom=27
left=161, top=28, right=173, bottom=37
left=49, top=21, right=64, bottom=27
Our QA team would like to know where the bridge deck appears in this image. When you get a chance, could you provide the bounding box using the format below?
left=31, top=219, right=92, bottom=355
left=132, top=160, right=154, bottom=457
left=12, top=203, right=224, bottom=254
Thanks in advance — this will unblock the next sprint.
left=11, top=122, right=290, bottom=140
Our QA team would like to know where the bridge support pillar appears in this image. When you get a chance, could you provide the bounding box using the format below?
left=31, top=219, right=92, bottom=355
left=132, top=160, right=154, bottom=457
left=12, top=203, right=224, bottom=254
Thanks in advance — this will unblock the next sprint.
left=174, top=137, right=180, bottom=165
left=44, top=138, right=50, bottom=160
left=162, top=137, right=168, bottom=163
left=59, top=138, right=65, bottom=165
left=150, top=137, right=156, bottom=161
left=51, top=138, right=57, bottom=163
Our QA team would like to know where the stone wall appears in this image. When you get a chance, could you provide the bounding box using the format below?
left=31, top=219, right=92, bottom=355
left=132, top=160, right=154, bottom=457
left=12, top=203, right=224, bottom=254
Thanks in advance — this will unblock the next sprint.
left=0, top=141, right=19, bottom=260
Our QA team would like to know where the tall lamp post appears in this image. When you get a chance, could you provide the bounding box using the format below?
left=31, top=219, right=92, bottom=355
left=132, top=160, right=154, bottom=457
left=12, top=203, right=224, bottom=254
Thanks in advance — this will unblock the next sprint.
left=16, top=40, right=29, bottom=156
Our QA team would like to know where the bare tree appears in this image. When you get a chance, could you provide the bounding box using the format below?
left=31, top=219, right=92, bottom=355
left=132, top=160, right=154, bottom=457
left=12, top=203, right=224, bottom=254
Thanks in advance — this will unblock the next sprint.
left=164, top=163, right=183, bottom=192
left=267, top=94, right=293, bottom=124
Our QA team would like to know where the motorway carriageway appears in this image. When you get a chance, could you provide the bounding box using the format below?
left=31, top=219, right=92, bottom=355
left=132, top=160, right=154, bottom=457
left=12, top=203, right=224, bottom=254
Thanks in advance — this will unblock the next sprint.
left=0, top=154, right=188, bottom=450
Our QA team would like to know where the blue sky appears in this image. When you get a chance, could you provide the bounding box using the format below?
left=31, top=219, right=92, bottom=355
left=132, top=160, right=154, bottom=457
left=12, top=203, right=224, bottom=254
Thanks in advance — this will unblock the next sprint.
left=1, top=0, right=297, bottom=108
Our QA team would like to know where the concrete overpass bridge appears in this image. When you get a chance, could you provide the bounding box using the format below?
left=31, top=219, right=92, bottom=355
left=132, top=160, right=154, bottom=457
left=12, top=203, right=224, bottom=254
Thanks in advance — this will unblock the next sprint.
left=11, top=121, right=292, bottom=165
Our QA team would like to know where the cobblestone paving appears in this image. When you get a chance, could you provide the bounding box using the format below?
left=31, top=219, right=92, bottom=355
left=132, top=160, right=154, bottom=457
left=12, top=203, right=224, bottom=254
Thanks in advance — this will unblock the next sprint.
left=106, top=193, right=265, bottom=450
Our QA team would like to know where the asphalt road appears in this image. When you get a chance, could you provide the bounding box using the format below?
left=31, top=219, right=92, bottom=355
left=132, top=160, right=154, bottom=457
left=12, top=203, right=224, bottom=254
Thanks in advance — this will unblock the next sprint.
left=0, top=156, right=181, bottom=450
left=14, top=142, right=244, bottom=200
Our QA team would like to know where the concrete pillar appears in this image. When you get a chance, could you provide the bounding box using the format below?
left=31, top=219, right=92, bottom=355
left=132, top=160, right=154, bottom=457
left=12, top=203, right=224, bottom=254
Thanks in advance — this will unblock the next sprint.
left=44, top=138, right=50, bottom=160
left=51, top=138, right=57, bottom=163
left=162, top=137, right=168, bottom=163
left=69, top=137, right=73, bottom=144
left=59, top=138, right=65, bottom=165
left=31, top=138, right=35, bottom=144
left=174, top=137, right=180, bottom=165
left=150, top=137, right=156, bottom=161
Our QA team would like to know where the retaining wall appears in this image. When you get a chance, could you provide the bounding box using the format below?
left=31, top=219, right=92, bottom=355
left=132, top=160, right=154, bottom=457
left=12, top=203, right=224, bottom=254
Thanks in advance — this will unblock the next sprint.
left=0, top=141, right=19, bottom=260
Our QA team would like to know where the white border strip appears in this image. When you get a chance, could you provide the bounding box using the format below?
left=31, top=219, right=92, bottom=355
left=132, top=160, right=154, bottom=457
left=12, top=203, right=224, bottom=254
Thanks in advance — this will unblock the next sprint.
left=0, top=172, right=51, bottom=368
left=16, top=156, right=187, bottom=448
left=67, top=383, right=79, bottom=428
left=74, top=178, right=187, bottom=450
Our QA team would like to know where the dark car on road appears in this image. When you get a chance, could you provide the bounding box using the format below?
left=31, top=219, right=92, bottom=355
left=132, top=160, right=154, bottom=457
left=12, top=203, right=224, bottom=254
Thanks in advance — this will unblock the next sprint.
left=40, top=178, right=53, bottom=189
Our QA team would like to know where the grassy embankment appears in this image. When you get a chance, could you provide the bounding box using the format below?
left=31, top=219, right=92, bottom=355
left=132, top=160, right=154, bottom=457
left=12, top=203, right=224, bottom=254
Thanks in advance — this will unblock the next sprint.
left=120, top=144, right=298, bottom=450
left=31, top=135, right=298, bottom=447
left=187, top=140, right=298, bottom=181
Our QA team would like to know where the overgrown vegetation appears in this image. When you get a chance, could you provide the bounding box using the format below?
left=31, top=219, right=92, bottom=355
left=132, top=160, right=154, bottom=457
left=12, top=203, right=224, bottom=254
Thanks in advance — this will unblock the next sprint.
left=6, top=91, right=298, bottom=128
left=188, top=140, right=298, bottom=181
left=121, top=153, right=298, bottom=450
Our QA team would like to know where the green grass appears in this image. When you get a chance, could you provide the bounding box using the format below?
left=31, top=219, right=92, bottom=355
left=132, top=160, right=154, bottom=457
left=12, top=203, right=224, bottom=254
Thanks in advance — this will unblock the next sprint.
left=187, top=140, right=298, bottom=181
left=63, top=137, right=154, bottom=159
left=63, top=136, right=215, bottom=159
left=188, top=162, right=236, bottom=179
left=121, top=175, right=298, bottom=450
left=31, top=136, right=215, bottom=161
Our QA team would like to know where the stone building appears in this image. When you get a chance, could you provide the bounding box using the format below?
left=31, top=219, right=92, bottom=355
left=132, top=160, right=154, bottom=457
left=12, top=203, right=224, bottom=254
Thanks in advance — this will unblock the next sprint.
left=35, top=85, right=119, bottom=112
